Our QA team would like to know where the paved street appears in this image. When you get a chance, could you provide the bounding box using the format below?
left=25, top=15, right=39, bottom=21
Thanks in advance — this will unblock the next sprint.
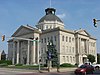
left=0, top=68, right=74, bottom=75
left=19, top=72, right=73, bottom=75
left=0, top=68, right=100, bottom=75
left=0, top=68, right=36, bottom=75
left=18, top=70, right=100, bottom=75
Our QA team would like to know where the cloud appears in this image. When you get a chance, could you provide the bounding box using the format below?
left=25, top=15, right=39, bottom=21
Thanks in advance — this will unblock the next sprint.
left=57, top=13, right=66, bottom=19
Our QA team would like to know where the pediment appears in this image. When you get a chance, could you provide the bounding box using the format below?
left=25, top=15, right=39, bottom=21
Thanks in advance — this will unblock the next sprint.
left=12, top=25, right=34, bottom=37
left=78, top=30, right=90, bottom=36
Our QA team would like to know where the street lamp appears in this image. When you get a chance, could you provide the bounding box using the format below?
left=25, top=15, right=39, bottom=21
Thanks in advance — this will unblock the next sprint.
left=29, top=37, right=42, bottom=72
left=34, top=37, right=42, bottom=73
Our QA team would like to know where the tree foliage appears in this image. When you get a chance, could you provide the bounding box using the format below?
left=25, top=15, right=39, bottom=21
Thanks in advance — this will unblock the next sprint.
left=87, top=54, right=95, bottom=63
left=97, top=53, right=100, bottom=64
left=47, top=40, right=59, bottom=67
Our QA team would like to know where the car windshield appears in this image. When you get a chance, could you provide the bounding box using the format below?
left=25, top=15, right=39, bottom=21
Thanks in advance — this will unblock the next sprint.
left=79, top=65, right=87, bottom=68
left=79, top=65, right=93, bottom=68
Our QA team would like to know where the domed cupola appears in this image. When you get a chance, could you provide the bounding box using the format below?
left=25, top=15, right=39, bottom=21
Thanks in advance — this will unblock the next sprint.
left=38, top=8, right=63, bottom=23
left=36, top=8, right=64, bottom=30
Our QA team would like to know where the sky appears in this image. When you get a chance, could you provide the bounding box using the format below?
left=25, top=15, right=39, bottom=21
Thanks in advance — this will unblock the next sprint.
left=0, top=0, right=100, bottom=53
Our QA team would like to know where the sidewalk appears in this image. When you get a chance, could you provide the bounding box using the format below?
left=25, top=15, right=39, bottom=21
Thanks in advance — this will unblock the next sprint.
left=0, top=67, right=76, bottom=73
left=40, top=67, right=76, bottom=72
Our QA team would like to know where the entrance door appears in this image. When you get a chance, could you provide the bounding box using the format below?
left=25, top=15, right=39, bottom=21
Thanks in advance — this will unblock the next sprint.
left=83, top=57, right=87, bottom=63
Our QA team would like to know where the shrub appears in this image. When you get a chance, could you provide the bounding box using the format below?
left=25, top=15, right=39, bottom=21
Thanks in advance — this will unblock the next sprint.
left=15, top=64, right=23, bottom=66
left=60, top=63, right=75, bottom=67
left=0, top=60, right=12, bottom=65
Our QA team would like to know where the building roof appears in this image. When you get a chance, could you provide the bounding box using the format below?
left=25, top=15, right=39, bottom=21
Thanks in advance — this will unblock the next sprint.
left=41, top=27, right=74, bottom=34
left=12, top=25, right=41, bottom=37
left=38, top=14, right=63, bottom=23
left=38, top=8, right=63, bottom=23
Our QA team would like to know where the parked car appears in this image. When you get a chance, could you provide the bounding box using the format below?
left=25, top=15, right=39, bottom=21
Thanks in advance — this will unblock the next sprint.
left=92, top=64, right=100, bottom=70
left=74, top=64, right=94, bottom=75
left=78, top=62, right=91, bottom=67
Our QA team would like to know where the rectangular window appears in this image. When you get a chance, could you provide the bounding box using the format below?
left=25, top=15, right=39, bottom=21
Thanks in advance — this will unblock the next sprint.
left=70, top=47, right=71, bottom=53
left=72, top=38, right=74, bottom=42
left=54, top=36, right=56, bottom=41
left=67, top=56, right=69, bottom=62
left=44, top=38, right=46, bottom=43
left=41, top=39, right=43, bottom=43
left=48, top=37, right=49, bottom=42
left=63, top=56, right=65, bottom=62
left=51, top=36, right=53, bottom=41
left=46, top=26, right=48, bottom=29
left=41, top=48, right=43, bottom=53
left=50, top=25, right=52, bottom=29
left=69, top=37, right=71, bottom=42
left=70, top=56, right=72, bottom=62
left=73, top=47, right=74, bottom=53
left=45, top=47, right=46, bottom=52
left=62, top=36, right=64, bottom=41
left=66, top=36, right=68, bottom=42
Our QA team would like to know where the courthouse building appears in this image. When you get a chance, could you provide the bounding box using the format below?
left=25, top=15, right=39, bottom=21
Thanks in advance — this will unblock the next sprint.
left=8, top=8, right=97, bottom=65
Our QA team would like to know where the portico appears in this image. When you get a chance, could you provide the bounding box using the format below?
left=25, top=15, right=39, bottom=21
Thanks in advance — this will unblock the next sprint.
left=8, top=25, right=40, bottom=65
left=12, top=38, right=39, bottom=65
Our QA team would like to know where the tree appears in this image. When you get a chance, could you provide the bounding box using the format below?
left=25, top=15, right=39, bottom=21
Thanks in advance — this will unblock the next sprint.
left=1, top=50, right=6, bottom=60
left=47, top=40, right=59, bottom=72
left=97, top=53, right=100, bottom=64
left=50, top=40, right=60, bottom=72
left=87, top=54, right=95, bottom=63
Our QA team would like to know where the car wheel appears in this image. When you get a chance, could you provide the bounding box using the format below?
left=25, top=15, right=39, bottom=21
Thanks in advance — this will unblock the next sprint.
left=95, top=66, right=99, bottom=70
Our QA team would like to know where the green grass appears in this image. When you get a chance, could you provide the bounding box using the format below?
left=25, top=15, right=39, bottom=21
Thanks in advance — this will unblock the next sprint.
left=60, top=63, right=76, bottom=67
left=6, top=65, right=43, bottom=69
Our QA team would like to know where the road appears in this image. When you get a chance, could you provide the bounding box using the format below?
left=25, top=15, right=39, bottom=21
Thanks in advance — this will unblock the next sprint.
left=19, top=70, right=100, bottom=75
left=0, top=68, right=100, bottom=75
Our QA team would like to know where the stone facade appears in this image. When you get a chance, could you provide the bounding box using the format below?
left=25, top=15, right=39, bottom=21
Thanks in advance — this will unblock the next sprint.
left=8, top=8, right=97, bottom=65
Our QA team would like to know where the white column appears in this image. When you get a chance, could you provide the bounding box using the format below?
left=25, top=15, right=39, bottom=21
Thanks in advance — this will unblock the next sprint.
left=85, top=39, right=88, bottom=54
left=76, top=37, right=80, bottom=65
left=12, top=41, right=16, bottom=65
left=16, top=41, right=19, bottom=64
left=37, top=39, right=40, bottom=64
left=86, top=40, right=87, bottom=54
left=77, top=37, right=80, bottom=53
left=32, top=38, right=35, bottom=64
left=95, top=42, right=97, bottom=63
left=87, top=40, right=89, bottom=54
left=20, top=41, right=23, bottom=64
left=79, top=38, right=80, bottom=54
left=27, top=40, right=30, bottom=65
left=39, top=39, right=41, bottom=63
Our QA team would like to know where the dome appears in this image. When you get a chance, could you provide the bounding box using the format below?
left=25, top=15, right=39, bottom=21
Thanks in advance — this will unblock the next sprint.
left=38, top=8, right=63, bottom=23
